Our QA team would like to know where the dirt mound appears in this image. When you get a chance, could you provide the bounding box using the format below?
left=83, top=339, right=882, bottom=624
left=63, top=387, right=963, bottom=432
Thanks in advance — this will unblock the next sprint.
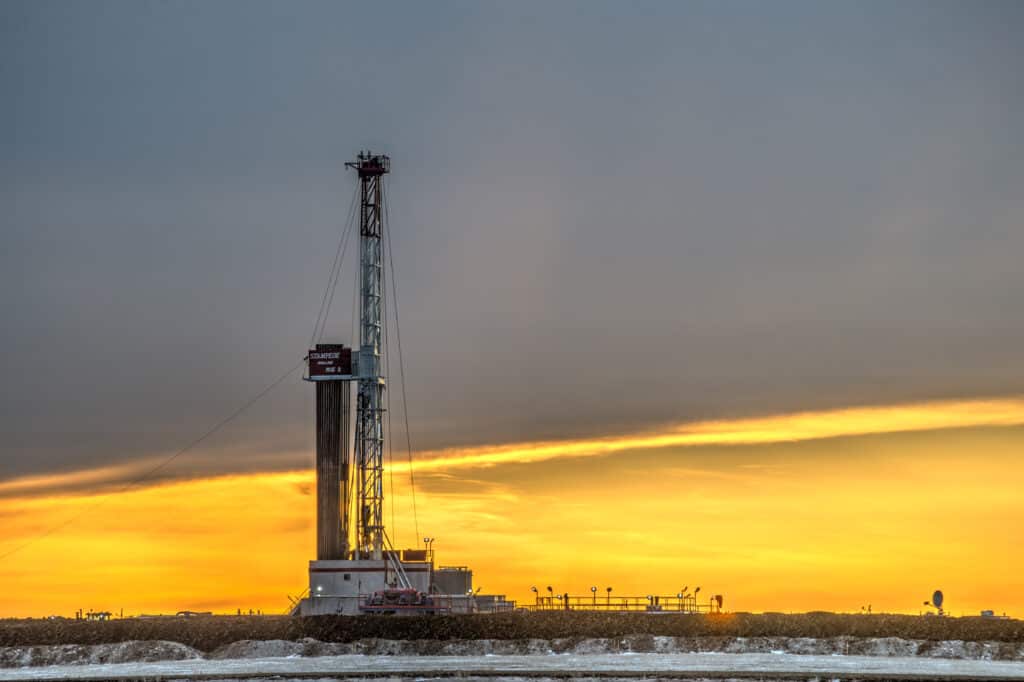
left=0, top=640, right=201, bottom=668
left=207, top=639, right=305, bottom=660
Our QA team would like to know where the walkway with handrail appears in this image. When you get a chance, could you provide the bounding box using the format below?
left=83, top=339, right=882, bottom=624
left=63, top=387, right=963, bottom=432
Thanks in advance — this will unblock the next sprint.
left=525, top=593, right=723, bottom=613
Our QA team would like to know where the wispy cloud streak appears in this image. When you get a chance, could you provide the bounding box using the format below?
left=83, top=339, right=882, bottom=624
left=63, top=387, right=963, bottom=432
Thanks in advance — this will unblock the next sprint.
left=6, top=397, right=1024, bottom=500
left=403, top=396, right=1024, bottom=472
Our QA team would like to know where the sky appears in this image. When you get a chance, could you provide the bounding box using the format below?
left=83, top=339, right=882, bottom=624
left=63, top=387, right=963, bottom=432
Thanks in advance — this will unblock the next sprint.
left=1, top=1, right=1023, bottom=617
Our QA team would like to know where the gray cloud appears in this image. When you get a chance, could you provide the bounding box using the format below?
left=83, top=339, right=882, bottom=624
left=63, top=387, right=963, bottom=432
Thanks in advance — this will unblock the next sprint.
left=2, top=1, right=1023, bottom=481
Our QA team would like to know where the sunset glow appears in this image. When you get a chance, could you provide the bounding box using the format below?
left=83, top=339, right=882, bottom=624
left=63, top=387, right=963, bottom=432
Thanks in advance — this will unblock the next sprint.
left=2, top=397, right=1021, bottom=619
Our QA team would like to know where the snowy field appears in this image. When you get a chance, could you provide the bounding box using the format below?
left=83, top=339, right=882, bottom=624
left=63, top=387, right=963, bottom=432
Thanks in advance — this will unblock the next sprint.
left=4, top=637, right=1024, bottom=681
left=6, top=635, right=1024, bottom=664
left=3, top=651, right=1024, bottom=681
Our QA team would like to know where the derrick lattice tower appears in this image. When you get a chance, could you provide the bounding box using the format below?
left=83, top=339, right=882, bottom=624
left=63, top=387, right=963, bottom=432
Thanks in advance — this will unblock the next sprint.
left=346, top=151, right=390, bottom=560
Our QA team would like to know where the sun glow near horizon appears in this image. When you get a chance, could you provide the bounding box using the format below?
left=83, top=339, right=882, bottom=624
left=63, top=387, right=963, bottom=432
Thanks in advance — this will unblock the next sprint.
left=1, top=395, right=1022, bottom=619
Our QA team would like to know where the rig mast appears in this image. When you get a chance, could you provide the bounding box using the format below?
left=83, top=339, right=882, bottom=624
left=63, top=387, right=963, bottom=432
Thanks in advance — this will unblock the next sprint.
left=297, top=150, right=492, bottom=615
left=346, top=151, right=390, bottom=560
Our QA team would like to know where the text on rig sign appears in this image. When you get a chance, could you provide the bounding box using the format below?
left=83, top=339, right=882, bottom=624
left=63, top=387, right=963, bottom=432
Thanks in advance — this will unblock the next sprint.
left=308, top=347, right=352, bottom=379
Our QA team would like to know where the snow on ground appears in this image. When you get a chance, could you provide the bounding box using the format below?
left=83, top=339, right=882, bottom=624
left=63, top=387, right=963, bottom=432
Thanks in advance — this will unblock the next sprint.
left=0, top=641, right=200, bottom=668
left=3, top=652, right=1024, bottom=681
left=5, top=636, right=1024, bottom=667
left=4, top=637, right=1024, bottom=681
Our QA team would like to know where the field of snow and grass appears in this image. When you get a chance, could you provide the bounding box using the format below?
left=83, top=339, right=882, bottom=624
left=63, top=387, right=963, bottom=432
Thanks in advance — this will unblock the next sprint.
left=3, top=614, right=1024, bottom=680
left=6, top=634, right=1024, bottom=667
left=3, top=649, right=1024, bottom=681
left=4, top=636, right=1024, bottom=680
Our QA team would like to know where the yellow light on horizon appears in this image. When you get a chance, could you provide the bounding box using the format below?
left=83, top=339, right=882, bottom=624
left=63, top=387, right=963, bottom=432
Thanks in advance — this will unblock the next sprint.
left=0, top=396, right=1022, bottom=618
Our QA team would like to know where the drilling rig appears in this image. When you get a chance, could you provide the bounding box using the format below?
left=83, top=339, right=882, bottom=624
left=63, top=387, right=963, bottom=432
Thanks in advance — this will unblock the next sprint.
left=294, top=153, right=507, bottom=616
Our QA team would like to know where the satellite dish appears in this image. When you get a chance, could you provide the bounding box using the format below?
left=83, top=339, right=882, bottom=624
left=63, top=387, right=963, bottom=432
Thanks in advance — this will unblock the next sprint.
left=932, top=590, right=944, bottom=608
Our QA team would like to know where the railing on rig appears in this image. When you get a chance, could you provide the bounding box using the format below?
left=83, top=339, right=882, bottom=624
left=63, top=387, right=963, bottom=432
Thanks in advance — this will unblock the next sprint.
left=525, top=593, right=723, bottom=614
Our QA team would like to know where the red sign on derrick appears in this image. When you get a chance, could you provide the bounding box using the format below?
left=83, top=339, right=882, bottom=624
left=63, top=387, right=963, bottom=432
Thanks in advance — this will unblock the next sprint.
left=308, top=346, right=352, bottom=380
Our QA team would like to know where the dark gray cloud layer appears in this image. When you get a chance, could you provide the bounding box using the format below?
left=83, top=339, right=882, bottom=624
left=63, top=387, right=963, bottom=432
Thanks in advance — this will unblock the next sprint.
left=2, top=1, right=1023, bottom=481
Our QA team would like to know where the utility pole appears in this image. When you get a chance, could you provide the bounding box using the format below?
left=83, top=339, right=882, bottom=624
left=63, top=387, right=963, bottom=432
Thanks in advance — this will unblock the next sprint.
left=346, top=151, right=390, bottom=560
